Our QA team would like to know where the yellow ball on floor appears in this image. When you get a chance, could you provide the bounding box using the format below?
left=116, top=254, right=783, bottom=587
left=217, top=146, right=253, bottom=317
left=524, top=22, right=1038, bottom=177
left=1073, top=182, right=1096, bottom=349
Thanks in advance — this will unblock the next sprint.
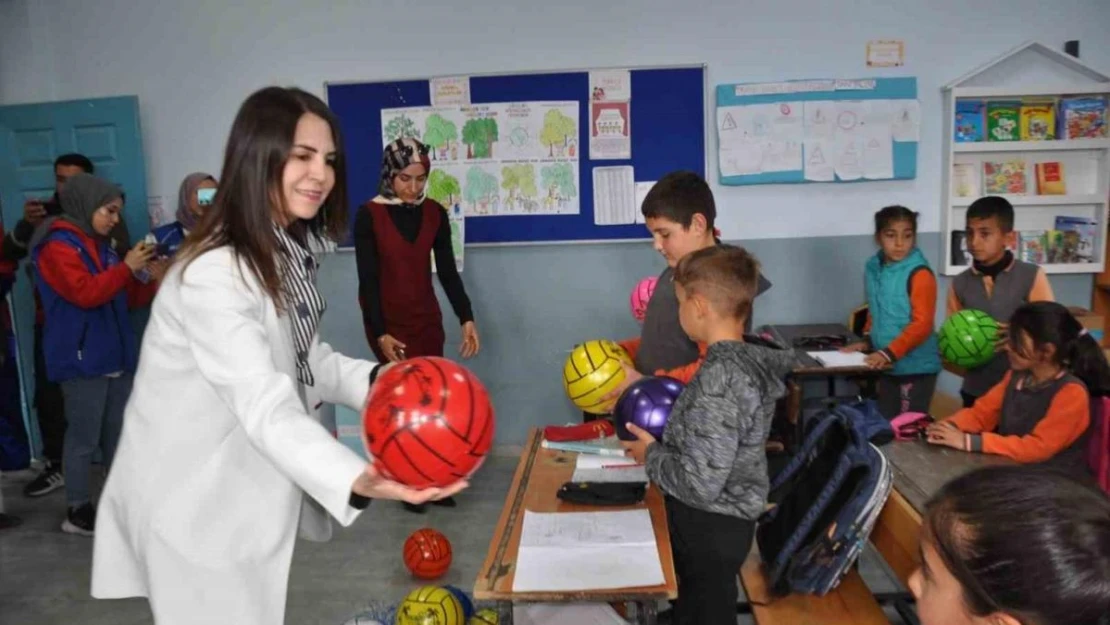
left=394, top=586, right=464, bottom=625
left=563, top=340, right=632, bottom=414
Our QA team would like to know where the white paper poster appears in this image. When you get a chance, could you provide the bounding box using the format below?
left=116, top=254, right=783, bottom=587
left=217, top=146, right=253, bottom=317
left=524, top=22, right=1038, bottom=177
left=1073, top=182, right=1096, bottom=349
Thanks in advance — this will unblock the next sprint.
left=634, top=181, right=655, bottom=224
left=592, top=166, right=636, bottom=226
left=590, top=69, right=632, bottom=160
left=716, top=102, right=803, bottom=175
left=430, top=76, right=471, bottom=106
left=382, top=101, right=580, bottom=217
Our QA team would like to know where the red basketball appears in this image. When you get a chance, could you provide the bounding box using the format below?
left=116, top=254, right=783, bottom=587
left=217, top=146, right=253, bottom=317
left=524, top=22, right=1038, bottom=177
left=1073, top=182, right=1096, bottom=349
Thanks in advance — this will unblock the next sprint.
left=362, top=356, right=495, bottom=489
left=403, top=527, right=453, bottom=579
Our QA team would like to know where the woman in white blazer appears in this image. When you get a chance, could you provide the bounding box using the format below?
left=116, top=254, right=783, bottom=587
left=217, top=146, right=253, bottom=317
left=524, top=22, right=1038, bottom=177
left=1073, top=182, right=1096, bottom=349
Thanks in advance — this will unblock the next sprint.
left=89, top=86, right=468, bottom=625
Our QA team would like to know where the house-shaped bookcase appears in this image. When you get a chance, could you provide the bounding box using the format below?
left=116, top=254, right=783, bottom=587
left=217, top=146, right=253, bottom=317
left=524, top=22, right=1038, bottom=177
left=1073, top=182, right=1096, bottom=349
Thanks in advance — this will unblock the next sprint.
left=940, top=41, right=1110, bottom=275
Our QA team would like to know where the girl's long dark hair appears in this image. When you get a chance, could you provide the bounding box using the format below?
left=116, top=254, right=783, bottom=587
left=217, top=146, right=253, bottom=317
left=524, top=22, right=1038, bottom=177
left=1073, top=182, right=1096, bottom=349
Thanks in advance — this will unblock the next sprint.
left=1009, top=301, right=1110, bottom=396
left=925, top=465, right=1110, bottom=625
left=178, top=86, right=349, bottom=309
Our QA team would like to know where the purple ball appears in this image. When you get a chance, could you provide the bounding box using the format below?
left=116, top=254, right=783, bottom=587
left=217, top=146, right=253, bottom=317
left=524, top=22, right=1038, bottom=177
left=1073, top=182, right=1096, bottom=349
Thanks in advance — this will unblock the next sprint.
left=615, top=376, right=685, bottom=441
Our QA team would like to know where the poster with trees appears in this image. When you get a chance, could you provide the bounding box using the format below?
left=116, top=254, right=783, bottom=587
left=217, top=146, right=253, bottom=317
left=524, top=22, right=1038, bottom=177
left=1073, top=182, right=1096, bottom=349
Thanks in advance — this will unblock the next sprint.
left=381, top=101, right=579, bottom=217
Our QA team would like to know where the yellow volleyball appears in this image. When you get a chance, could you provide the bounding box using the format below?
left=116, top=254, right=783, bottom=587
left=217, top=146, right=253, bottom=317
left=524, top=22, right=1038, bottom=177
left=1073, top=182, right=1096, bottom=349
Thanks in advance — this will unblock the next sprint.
left=563, top=340, right=632, bottom=414
left=394, top=585, right=464, bottom=625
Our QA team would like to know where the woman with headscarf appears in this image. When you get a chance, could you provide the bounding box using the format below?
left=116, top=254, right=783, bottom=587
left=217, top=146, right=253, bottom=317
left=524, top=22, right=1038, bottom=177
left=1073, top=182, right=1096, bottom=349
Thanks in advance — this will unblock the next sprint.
left=353, top=137, right=480, bottom=513
left=31, top=173, right=161, bottom=535
left=147, top=172, right=217, bottom=258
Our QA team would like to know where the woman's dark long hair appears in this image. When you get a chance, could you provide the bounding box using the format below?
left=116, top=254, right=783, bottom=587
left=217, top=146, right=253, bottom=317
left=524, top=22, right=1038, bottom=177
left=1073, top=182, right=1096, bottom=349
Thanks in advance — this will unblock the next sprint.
left=925, top=465, right=1110, bottom=625
left=178, top=86, right=349, bottom=309
left=1009, top=301, right=1110, bottom=396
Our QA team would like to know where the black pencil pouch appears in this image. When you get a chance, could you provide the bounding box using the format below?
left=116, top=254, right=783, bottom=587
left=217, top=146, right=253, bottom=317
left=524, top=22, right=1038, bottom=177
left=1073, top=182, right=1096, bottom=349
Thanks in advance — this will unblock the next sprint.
left=557, top=481, right=647, bottom=506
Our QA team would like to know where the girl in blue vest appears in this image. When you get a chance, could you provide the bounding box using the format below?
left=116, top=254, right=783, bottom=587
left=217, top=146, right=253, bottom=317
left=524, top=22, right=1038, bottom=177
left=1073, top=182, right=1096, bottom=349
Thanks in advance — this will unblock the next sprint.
left=843, top=205, right=941, bottom=419
left=146, top=172, right=217, bottom=259
left=32, top=173, right=161, bottom=536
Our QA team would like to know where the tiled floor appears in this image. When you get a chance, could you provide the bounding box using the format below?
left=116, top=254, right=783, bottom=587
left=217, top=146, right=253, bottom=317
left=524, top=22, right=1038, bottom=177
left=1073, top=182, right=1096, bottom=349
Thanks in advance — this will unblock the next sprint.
left=0, top=455, right=908, bottom=624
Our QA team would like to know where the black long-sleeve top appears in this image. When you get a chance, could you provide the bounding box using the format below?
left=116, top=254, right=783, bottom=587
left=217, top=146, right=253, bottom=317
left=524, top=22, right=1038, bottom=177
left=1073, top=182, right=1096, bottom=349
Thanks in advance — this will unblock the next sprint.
left=353, top=202, right=474, bottom=339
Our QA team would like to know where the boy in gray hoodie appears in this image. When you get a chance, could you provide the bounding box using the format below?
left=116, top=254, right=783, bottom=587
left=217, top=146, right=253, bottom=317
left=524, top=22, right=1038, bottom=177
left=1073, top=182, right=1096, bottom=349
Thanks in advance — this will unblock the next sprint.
left=623, top=244, right=795, bottom=625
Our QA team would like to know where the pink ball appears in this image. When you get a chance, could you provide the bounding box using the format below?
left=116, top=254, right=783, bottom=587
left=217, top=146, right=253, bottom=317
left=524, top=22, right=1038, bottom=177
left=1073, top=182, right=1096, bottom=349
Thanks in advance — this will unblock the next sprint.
left=629, top=276, right=658, bottom=323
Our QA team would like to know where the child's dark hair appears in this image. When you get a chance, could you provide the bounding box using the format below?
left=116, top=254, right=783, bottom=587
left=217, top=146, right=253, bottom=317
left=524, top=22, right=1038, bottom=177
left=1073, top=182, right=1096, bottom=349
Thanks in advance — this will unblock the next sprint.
left=55, top=153, right=94, bottom=174
left=673, top=244, right=759, bottom=321
left=923, top=465, right=1110, bottom=625
left=640, top=171, right=715, bottom=230
left=966, top=196, right=1015, bottom=232
left=1008, top=301, right=1110, bottom=396
left=874, top=205, right=918, bottom=235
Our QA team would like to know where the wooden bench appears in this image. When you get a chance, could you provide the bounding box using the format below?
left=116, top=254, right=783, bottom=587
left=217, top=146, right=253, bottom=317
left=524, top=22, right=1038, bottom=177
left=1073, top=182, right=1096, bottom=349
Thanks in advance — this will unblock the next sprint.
left=737, top=552, right=890, bottom=625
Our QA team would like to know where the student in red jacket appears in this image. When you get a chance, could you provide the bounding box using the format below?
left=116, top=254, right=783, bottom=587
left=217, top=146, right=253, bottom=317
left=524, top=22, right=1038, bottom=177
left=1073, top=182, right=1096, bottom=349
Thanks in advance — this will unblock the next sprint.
left=927, top=301, right=1110, bottom=479
left=32, top=173, right=163, bottom=535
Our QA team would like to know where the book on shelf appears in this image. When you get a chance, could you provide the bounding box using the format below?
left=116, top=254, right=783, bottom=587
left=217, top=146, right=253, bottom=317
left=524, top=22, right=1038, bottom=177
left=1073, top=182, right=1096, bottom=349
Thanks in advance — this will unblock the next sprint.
left=983, top=159, right=1027, bottom=195
left=951, top=231, right=971, bottom=266
left=1020, top=99, right=1057, bottom=141
left=987, top=101, right=1021, bottom=142
left=1054, top=216, right=1097, bottom=263
left=1034, top=161, right=1066, bottom=195
left=1059, top=96, right=1107, bottom=139
left=955, top=100, right=985, bottom=142
left=952, top=163, right=981, bottom=197
left=1018, top=230, right=1047, bottom=264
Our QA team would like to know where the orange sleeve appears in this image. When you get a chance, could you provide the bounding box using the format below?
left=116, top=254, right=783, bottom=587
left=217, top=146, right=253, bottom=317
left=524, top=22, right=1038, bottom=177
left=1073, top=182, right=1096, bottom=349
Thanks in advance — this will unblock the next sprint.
left=885, top=269, right=938, bottom=360
left=617, top=338, right=640, bottom=362
left=947, top=371, right=1010, bottom=433
left=945, top=283, right=961, bottom=317
left=654, top=342, right=708, bottom=384
left=37, top=241, right=133, bottom=309
left=1028, top=268, right=1055, bottom=303
left=979, top=383, right=1089, bottom=463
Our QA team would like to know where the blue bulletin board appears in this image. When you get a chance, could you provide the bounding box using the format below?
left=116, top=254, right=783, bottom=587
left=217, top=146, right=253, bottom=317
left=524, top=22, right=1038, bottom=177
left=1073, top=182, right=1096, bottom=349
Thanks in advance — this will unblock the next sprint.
left=715, top=77, right=918, bottom=186
left=325, top=65, right=706, bottom=246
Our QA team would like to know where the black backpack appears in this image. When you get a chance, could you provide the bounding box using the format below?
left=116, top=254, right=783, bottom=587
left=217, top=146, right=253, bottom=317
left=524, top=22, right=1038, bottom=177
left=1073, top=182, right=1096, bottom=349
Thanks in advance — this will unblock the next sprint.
left=755, top=402, right=893, bottom=595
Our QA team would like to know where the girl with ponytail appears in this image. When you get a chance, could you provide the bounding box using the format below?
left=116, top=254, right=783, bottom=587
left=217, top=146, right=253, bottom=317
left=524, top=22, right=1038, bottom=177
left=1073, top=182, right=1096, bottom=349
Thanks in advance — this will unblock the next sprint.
left=927, top=301, right=1110, bottom=477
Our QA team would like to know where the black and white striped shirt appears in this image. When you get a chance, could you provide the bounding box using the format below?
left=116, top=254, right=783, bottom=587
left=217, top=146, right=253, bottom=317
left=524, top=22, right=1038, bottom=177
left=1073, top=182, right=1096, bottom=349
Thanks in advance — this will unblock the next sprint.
left=273, top=225, right=326, bottom=387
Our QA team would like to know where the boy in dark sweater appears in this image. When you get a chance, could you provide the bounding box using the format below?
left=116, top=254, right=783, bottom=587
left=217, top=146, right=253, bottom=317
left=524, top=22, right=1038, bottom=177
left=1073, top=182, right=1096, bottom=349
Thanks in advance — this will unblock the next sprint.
left=598, top=172, right=770, bottom=416
left=623, top=244, right=795, bottom=625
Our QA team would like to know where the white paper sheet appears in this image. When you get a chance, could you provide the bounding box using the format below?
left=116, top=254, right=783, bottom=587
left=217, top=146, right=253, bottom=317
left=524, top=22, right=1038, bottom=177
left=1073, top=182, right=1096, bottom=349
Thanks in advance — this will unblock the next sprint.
left=513, top=603, right=629, bottom=625
left=430, top=76, right=471, bottom=106
left=834, top=136, right=864, bottom=181
left=863, top=126, right=894, bottom=180
left=891, top=100, right=920, bottom=142
left=572, top=455, right=647, bottom=483
left=513, top=510, right=665, bottom=592
left=806, top=350, right=868, bottom=368
left=803, top=140, right=835, bottom=182
left=803, top=101, right=835, bottom=140
left=634, top=181, right=655, bottom=224
left=592, top=166, right=636, bottom=225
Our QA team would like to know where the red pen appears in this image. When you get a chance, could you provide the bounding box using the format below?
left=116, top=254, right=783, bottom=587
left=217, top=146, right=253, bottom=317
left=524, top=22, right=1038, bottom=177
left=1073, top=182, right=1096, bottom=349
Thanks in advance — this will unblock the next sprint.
left=602, top=463, right=645, bottom=469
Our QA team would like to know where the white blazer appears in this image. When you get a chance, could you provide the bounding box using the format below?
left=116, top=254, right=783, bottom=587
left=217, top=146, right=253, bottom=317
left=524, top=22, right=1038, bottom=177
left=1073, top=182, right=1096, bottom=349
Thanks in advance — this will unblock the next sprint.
left=91, top=246, right=376, bottom=625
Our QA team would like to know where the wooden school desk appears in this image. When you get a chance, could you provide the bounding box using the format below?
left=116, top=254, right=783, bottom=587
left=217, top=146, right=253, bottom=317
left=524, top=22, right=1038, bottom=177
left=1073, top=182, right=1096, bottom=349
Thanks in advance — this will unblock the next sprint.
left=870, top=440, right=1014, bottom=587
left=473, top=429, right=678, bottom=625
left=764, top=323, right=886, bottom=440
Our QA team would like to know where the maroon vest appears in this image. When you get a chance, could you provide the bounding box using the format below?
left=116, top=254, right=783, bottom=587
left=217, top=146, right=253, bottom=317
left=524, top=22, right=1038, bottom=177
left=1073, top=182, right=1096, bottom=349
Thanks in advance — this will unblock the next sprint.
left=366, top=200, right=445, bottom=357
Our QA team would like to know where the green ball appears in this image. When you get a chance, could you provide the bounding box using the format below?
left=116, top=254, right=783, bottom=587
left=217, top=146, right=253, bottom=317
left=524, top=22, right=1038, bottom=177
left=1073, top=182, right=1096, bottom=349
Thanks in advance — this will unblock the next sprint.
left=939, top=309, right=1000, bottom=368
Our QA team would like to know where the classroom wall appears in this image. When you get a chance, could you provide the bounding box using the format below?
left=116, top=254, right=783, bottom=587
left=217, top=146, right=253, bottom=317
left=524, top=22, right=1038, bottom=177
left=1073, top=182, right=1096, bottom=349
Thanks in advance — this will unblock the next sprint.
left=2, top=0, right=1108, bottom=444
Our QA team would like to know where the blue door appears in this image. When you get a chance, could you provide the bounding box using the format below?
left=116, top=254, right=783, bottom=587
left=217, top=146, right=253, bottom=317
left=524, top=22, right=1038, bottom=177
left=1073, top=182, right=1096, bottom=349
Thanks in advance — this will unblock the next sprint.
left=0, top=95, right=148, bottom=458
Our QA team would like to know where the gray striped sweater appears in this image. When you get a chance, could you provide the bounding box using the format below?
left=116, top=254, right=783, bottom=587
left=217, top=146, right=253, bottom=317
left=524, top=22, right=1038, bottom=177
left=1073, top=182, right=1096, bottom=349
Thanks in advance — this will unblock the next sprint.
left=645, top=339, right=795, bottom=520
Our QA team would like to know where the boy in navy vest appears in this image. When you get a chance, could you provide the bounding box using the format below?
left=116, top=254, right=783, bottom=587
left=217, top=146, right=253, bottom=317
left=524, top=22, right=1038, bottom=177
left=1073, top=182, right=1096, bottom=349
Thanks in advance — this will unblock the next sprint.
left=32, top=173, right=161, bottom=535
left=946, top=197, right=1054, bottom=407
